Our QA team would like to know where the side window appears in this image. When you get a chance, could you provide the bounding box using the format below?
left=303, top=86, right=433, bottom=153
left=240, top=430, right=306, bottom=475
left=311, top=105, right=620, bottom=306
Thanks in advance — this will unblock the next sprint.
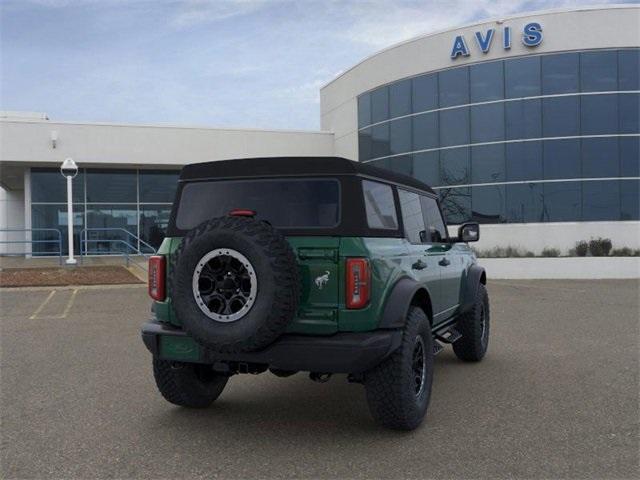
left=362, top=180, right=398, bottom=230
left=420, top=195, right=448, bottom=243
left=398, top=189, right=426, bottom=243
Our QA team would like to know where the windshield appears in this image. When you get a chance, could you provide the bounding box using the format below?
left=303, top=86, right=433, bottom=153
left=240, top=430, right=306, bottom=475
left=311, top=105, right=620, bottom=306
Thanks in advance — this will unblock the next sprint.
left=175, top=178, right=340, bottom=231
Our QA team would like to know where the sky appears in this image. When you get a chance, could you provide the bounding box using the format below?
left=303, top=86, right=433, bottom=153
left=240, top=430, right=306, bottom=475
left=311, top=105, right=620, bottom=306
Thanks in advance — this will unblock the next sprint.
left=0, top=0, right=635, bottom=130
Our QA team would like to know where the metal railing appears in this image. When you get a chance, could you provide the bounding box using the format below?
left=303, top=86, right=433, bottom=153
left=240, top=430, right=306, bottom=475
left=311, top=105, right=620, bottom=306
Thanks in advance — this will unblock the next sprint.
left=79, top=228, right=156, bottom=272
left=0, top=228, right=64, bottom=265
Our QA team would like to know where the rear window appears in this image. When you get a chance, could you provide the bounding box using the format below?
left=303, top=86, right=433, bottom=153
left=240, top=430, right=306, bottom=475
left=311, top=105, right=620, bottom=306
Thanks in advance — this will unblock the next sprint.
left=175, top=178, right=340, bottom=230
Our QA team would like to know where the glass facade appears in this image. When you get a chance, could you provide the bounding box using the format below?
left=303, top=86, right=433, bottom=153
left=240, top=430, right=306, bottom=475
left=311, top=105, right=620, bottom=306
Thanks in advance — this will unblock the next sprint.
left=31, top=168, right=178, bottom=255
left=358, top=49, right=640, bottom=224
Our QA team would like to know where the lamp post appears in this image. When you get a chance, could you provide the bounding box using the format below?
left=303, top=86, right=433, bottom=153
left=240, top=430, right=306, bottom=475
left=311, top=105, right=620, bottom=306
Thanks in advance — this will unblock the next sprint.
left=60, top=158, right=78, bottom=265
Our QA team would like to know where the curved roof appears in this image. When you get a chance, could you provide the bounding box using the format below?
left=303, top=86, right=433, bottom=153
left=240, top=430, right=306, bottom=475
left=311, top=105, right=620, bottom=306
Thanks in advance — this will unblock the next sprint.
left=179, top=156, right=435, bottom=194
left=321, top=4, right=636, bottom=90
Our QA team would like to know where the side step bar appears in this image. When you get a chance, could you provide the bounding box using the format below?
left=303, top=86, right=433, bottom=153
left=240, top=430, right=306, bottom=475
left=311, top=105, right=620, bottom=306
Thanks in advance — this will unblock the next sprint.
left=432, top=325, right=462, bottom=355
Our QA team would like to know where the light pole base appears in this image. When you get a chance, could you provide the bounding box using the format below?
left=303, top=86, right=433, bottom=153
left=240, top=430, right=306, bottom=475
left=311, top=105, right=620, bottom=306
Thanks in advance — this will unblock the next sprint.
left=65, top=258, right=78, bottom=265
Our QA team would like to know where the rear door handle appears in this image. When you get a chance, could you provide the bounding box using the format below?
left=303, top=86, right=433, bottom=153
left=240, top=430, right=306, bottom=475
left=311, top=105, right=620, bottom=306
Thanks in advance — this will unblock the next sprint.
left=412, top=260, right=427, bottom=270
left=438, top=258, right=450, bottom=267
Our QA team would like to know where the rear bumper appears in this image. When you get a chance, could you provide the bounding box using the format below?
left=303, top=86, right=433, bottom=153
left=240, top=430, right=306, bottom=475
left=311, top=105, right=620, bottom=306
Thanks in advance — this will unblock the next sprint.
left=141, top=320, right=402, bottom=374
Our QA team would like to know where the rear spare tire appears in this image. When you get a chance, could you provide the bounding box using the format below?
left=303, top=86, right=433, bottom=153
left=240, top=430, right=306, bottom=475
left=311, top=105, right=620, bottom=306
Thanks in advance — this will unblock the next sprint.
left=170, top=216, right=300, bottom=353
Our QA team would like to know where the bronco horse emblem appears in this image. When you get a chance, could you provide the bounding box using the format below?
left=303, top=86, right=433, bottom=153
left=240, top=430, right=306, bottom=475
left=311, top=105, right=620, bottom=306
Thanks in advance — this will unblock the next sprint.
left=314, top=271, right=330, bottom=290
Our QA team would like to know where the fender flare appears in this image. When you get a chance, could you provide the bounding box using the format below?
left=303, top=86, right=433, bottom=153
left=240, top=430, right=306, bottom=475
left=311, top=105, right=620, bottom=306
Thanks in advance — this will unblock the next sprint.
left=459, top=264, right=486, bottom=313
left=378, top=277, right=433, bottom=329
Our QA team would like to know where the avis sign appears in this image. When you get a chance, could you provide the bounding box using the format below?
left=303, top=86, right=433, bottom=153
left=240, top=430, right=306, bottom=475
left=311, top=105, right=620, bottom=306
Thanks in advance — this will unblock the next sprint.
left=450, top=22, right=543, bottom=59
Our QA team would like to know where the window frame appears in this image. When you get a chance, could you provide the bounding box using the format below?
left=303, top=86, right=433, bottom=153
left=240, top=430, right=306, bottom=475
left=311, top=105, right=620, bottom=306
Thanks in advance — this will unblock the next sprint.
left=420, top=193, right=450, bottom=243
left=397, top=188, right=427, bottom=245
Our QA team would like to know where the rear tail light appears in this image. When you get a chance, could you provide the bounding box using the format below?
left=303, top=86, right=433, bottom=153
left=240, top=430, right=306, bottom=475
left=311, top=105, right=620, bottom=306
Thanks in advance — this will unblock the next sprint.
left=346, top=258, right=370, bottom=309
left=148, top=255, right=166, bottom=301
left=229, top=208, right=256, bottom=217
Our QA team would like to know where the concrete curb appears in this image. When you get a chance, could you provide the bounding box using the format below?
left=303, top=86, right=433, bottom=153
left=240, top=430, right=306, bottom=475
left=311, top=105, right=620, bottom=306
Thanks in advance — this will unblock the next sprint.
left=478, top=257, right=640, bottom=279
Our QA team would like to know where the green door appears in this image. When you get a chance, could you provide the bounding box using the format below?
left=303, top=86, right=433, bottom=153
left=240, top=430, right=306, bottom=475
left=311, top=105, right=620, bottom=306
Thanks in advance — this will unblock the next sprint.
left=419, top=194, right=459, bottom=325
left=397, top=189, right=444, bottom=321
left=286, top=236, right=341, bottom=335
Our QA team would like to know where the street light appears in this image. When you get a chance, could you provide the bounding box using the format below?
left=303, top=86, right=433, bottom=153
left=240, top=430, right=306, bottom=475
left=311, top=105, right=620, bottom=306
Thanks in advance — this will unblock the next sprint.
left=60, top=158, right=78, bottom=265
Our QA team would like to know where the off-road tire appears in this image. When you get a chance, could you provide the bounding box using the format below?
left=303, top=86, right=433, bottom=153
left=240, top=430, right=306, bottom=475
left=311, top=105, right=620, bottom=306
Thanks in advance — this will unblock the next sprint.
left=153, top=359, right=228, bottom=408
left=364, top=306, right=434, bottom=430
left=453, top=283, right=490, bottom=362
left=170, top=216, right=300, bottom=353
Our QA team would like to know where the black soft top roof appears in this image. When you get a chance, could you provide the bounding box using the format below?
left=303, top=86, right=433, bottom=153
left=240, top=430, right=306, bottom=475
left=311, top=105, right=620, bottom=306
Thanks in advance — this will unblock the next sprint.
left=179, top=156, right=435, bottom=195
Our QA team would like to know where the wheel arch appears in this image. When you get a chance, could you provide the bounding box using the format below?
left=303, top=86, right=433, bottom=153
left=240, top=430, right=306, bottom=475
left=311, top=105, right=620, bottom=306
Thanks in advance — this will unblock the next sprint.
left=378, top=277, right=434, bottom=329
left=460, top=264, right=486, bottom=313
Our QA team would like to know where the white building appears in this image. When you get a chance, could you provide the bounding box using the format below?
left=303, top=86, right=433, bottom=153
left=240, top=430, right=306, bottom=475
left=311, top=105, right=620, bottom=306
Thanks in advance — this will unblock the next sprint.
left=1, top=5, right=638, bottom=256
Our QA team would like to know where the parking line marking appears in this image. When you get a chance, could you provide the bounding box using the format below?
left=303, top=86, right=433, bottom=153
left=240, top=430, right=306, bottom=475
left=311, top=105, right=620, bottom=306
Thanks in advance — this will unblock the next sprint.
left=58, top=289, right=78, bottom=318
left=29, top=290, right=56, bottom=319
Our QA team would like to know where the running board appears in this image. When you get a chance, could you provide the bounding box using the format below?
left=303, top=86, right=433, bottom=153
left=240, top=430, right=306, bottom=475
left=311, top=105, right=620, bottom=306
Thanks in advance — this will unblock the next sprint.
left=433, top=341, right=444, bottom=355
left=434, top=327, right=462, bottom=344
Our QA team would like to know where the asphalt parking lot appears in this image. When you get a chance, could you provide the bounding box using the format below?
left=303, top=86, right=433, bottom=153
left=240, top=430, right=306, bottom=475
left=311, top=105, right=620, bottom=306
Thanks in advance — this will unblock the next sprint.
left=1, top=280, right=638, bottom=479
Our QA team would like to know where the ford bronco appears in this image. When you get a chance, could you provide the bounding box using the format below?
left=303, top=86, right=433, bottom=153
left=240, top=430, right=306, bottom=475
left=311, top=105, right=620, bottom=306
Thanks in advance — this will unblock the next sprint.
left=141, top=156, right=489, bottom=430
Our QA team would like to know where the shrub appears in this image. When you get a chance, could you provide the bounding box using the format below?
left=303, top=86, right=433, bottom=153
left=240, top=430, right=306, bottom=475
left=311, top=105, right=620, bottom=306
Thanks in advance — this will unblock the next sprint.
left=611, top=247, right=640, bottom=257
left=589, top=237, right=612, bottom=257
left=541, top=247, right=561, bottom=257
left=574, top=241, right=589, bottom=257
left=475, top=246, right=535, bottom=258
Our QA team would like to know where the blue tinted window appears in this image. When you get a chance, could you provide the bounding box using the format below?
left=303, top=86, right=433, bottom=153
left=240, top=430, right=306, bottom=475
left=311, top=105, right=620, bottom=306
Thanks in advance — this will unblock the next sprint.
left=471, top=103, right=504, bottom=143
left=470, top=61, right=504, bottom=102
left=543, top=182, right=582, bottom=222
left=412, top=112, right=439, bottom=151
left=440, top=148, right=470, bottom=185
left=581, top=51, right=617, bottom=92
left=139, top=170, right=179, bottom=203
left=472, top=185, right=505, bottom=223
left=439, top=108, right=469, bottom=147
left=413, top=152, right=440, bottom=186
left=32, top=204, right=84, bottom=256
left=619, top=49, right=640, bottom=90
left=359, top=129, right=373, bottom=161
left=506, top=183, right=543, bottom=223
left=439, top=187, right=471, bottom=224
left=390, top=79, right=412, bottom=118
left=358, top=93, right=371, bottom=128
left=505, top=99, right=542, bottom=140
left=371, top=124, right=390, bottom=158
left=582, top=137, right=619, bottom=178
left=505, top=57, right=540, bottom=98
left=86, top=205, right=138, bottom=251
left=86, top=169, right=136, bottom=203
left=31, top=168, right=84, bottom=203
left=387, top=155, right=413, bottom=176
left=543, top=139, right=580, bottom=180
left=543, top=96, right=579, bottom=137
left=621, top=180, right=640, bottom=220
left=506, top=142, right=543, bottom=181
left=412, top=73, right=438, bottom=112
left=542, top=52, right=579, bottom=94
left=620, top=137, right=640, bottom=177
left=471, top=144, right=505, bottom=183
left=140, top=206, right=172, bottom=249
left=389, top=118, right=412, bottom=155
left=439, top=67, right=469, bottom=107
left=371, top=87, right=389, bottom=123
left=619, top=92, right=640, bottom=134
left=581, top=94, right=618, bottom=135
left=582, top=180, right=620, bottom=221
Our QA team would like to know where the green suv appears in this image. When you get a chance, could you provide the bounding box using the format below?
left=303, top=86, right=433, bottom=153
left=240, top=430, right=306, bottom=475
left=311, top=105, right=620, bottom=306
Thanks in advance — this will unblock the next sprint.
left=141, top=156, right=489, bottom=430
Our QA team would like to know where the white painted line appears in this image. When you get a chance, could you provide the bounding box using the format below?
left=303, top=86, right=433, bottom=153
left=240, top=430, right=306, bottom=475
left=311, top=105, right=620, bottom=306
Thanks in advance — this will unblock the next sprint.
left=2, top=283, right=145, bottom=292
left=57, top=289, right=78, bottom=319
left=29, top=290, right=56, bottom=320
